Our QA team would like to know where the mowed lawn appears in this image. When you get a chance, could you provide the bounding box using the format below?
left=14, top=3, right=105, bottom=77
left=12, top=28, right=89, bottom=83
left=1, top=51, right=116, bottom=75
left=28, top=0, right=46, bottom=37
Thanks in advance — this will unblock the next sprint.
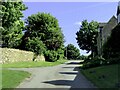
left=2, top=59, right=67, bottom=68
left=81, top=64, right=119, bottom=88
left=2, top=69, right=31, bottom=88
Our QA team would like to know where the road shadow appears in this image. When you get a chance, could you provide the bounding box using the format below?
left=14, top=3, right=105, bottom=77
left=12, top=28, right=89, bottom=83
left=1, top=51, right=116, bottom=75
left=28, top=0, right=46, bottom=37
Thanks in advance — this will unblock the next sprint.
left=42, top=60, right=96, bottom=89
left=43, top=80, right=73, bottom=86
left=62, top=66, right=82, bottom=71
left=73, top=67, right=80, bottom=71
left=59, top=71, right=78, bottom=75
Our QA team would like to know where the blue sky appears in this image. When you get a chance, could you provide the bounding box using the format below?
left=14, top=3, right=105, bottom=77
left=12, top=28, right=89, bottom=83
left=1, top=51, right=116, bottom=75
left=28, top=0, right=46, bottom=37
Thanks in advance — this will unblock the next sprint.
left=22, top=2, right=118, bottom=55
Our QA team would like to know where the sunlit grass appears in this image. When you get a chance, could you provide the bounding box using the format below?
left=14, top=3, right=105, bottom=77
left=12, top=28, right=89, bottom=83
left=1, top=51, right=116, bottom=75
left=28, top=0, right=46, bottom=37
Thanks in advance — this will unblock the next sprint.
left=2, top=69, right=31, bottom=88
left=2, top=59, right=67, bottom=68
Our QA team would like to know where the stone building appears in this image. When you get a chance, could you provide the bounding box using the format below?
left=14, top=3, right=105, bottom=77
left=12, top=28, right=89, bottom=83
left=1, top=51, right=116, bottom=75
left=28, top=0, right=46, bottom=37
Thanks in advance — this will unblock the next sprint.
left=97, top=2, right=120, bottom=57
left=117, top=1, right=120, bottom=23
left=97, top=23, right=106, bottom=57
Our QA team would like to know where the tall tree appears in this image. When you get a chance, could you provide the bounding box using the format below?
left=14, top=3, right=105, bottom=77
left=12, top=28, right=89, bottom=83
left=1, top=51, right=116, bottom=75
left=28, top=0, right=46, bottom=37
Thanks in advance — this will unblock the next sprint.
left=76, top=20, right=99, bottom=57
left=21, top=12, right=64, bottom=51
left=20, top=12, right=65, bottom=61
left=64, top=44, right=80, bottom=60
left=1, top=0, right=27, bottom=48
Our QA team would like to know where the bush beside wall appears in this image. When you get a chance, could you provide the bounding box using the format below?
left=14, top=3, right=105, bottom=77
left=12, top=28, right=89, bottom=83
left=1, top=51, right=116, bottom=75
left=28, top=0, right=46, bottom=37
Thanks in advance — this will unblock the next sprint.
left=1, top=48, right=45, bottom=64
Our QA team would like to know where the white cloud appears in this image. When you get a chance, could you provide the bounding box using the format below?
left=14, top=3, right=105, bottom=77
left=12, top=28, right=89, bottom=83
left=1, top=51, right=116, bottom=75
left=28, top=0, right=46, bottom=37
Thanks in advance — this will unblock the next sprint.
left=74, top=21, right=82, bottom=26
left=80, top=50, right=91, bottom=56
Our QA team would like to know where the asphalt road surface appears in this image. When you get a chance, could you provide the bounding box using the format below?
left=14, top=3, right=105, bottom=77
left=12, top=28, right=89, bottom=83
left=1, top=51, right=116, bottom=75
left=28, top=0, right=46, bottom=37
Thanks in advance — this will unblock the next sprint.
left=10, top=60, right=96, bottom=89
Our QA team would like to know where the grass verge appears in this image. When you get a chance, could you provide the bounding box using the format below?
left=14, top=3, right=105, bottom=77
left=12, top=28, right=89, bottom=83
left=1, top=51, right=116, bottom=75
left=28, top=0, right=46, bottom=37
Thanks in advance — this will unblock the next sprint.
left=2, top=69, right=31, bottom=88
left=2, top=59, right=67, bottom=68
left=81, top=64, right=119, bottom=88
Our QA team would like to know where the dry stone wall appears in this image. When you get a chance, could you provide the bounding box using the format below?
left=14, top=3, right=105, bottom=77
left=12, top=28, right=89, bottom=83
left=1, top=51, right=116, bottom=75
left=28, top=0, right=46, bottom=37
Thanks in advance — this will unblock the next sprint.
left=1, top=48, right=45, bottom=64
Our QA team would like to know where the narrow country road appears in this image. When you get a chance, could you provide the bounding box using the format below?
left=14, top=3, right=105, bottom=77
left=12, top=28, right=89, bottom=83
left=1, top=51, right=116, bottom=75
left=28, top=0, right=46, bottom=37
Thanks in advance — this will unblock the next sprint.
left=10, top=60, right=96, bottom=89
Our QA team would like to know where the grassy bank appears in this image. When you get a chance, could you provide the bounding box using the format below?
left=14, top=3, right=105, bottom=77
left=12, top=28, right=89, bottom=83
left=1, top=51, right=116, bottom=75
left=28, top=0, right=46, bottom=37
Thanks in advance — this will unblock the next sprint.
left=81, top=64, right=119, bottom=88
left=2, top=59, right=67, bottom=68
left=2, top=69, right=31, bottom=88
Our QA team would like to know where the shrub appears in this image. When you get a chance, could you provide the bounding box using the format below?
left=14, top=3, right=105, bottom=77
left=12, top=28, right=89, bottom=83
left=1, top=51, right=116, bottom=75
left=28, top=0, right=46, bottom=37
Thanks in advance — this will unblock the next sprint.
left=80, top=55, right=88, bottom=60
left=25, top=38, right=46, bottom=61
left=56, top=48, right=64, bottom=60
left=25, top=38, right=46, bottom=55
left=82, top=56, right=106, bottom=69
left=106, top=57, right=120, bottom=64
left=44, top=50, right=58, bottom=62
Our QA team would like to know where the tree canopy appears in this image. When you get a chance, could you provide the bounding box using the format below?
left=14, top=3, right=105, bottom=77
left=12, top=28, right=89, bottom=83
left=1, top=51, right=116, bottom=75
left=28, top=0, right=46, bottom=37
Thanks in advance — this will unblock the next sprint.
left=21, top=12, right=64, bottom=51
left=76, top=20, right=99, bottom=57
left=64, top=44, right=80, bottom=60
left=1, top=1, right=27, bottom=48
left=20, top=12, right=65, bottom=61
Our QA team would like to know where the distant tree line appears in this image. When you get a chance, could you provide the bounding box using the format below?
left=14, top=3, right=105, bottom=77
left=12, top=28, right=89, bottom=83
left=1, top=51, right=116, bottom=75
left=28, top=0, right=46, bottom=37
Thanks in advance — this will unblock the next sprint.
left=64, top=44, right=81, bottom=60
